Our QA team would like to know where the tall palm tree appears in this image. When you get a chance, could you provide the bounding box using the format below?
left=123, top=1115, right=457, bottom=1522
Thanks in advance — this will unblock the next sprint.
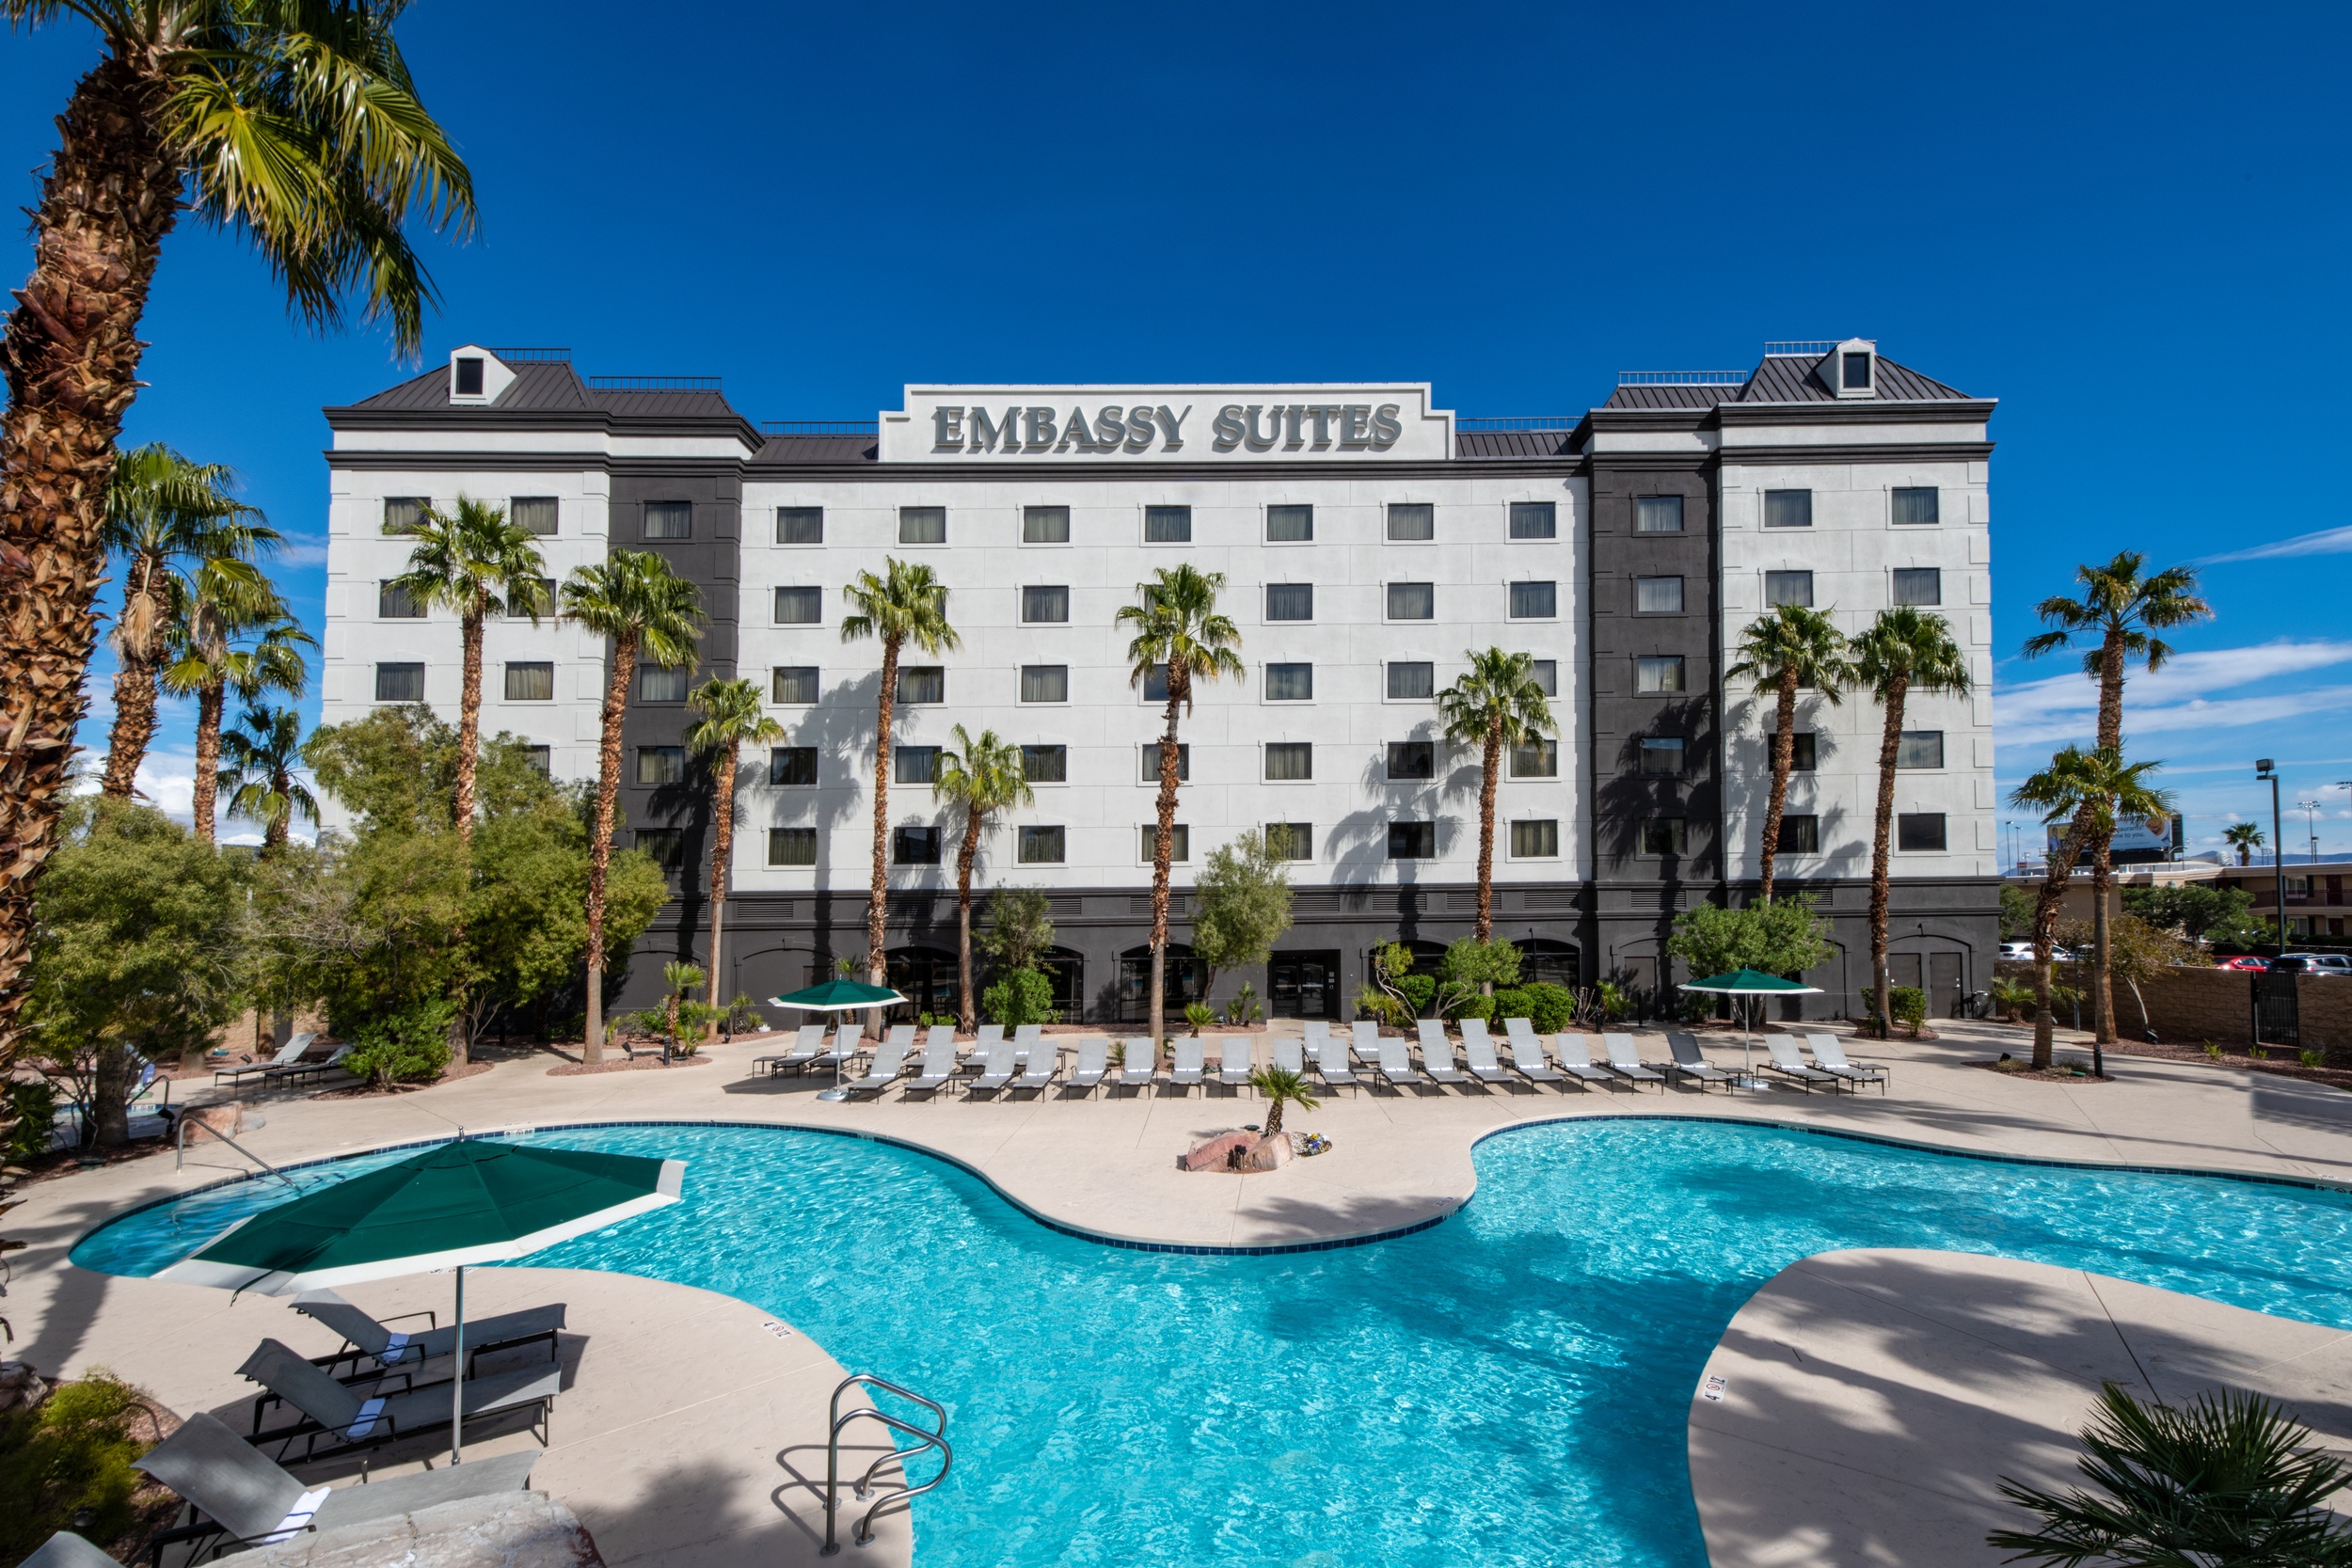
left=563, top=551, right=704, bottom=1061
left=2225, top=822, right=2265, bottom=867
left=1726, top=604, right=1851, bottom=903
left=1436, top=648, right=1556, bottom=941
left=0, top=5, right=470, bottom=1056
left=1851, top=608, right=1974, bottom=1038
left=2024, top=552, right=2211, bottom=1047
left=685, top=676, right=785, bottom=1035
left=1118, top=565, right=1243, bottom=1048
left=840, top=560, right=960, bottom=994
left=392, top=497, right=548, bottom=847
left=2010, top=747, right=2172, bottom=1068
left=97, top=444, right=275, bottom=797
left=217, top=705, right=318, bottom=851
left=935, top=725, right=1033, bottom=1033
left=162, top=577, right=310, bottom=846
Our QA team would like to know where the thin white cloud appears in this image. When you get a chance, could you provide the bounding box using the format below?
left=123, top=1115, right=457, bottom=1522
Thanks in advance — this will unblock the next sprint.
left=274, top=533, right=332, bottom=568
left=2196, top=525, right=2352, bottom=566
left=1994, top=639, right=2352, bottom=746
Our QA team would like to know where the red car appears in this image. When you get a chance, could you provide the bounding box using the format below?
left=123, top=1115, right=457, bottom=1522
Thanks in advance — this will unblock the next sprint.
left=2215, top=956, right=2270, bottom=972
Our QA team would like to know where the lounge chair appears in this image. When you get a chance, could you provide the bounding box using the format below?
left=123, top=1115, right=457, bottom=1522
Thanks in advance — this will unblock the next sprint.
left=23, top=1533, right=119, bottom=1568
left=291, top=1288, right=564, bottom=1377
left=1503, top=1019, right=1569, bottom=1089
left=960, top=1023, right=1006, bottom=1075
left=1549, top=1034, right=1616, bottom=1088
left=136, top=1412, right=539, bottom=1562
left=754, top=1022, right=829, bottom=1076
left=1808, top=1033, right=1889, bottom=1092
left=900, top=1026, right=961, bottom=1100
left=1115, top=1037, right=1156, bottom=1094
left=275, top=1041, right=355, bottom=1089
left=1011, top=1023, right=1044, bottom=1067
left=1372, top=1035, right=1428, bottom=1093
left=1350, top=1020, right=1384, bottom=1070
left=840, top=1032, right=914, bottom=1099
left=236, top=1338, right=557, bottom=1463
left=214, top=1033, right=317, bottom=1090
left=1270, top=1035, right=1307, bottom=1083
left=1456, top=1021, right=1516, bottom=1089
left=1316, top=1031, right=1361, bottom=1096
left=803, top=1022, right=864, bottom=1075
left=1301, top=1020, right=1332, bottom=1069
left=1167, top=1035, right=1206, bottom=1094
left=967, top=1034, right=1019, bottom=1097
left=1216, top=1037, right=1254, bottom=1094
left=1665, top=1032, right=1739, bottom=1093
left=1765, top=1034, right=1845, bottom=1093
left=1416, top=1022, right=1471, bottom=1088
left=1600, top=1033, right=1667, bottom=1090
left=1010, top=1037, right=1057, bottom=1096
left=1064, top=1036, right=1109, bottom=1097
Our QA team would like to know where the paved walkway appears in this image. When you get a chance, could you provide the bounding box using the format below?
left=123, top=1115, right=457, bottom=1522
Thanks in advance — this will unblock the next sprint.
left=1688, top=1248, right=2352, bottom=1567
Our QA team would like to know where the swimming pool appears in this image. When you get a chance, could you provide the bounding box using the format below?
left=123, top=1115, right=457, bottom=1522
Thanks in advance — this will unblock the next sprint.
left=74, top=1118, right=2352, bottom=1568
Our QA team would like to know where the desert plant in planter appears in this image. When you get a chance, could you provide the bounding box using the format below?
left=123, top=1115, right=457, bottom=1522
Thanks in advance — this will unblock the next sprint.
left=1247, top=1065, right=1321, bottom=1139
left=1184, top=1002, right=1215, bottom=1036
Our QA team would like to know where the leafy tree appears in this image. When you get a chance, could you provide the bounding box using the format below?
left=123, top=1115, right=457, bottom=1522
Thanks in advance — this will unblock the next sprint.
left=1356, top=941, right=1419, bottom=1027
left=0, top=1370, right=162, bottom=1564
left=1437, top=648, right=1555, bottom=939
left=217, top=704, right=317, bottom=849
left=1666, top=895, right=1834, bottom=989
left=1191, top=828, right=1295, bottom=1006
left=2000, top=882, right=2035, bottom=941
left=686, top=676, right=785, bottom=1033
left=1246, top=1065, right=1321, bottom=1138
left=1726, top=603, right=1851, bottom=902
left=977, top=885, right=1055, bottom=975
left=1438, top=938, right=1521, bottom=1019
left=562, top=550, right=703, bottom=1059
left=2056, top=913, right=2191, bottom=1042
left=1852, top=608, right=1973, bottom=1038
left=981, top=968, right=1055, bottom=1030
left=935, top=725, right=1031, bottom=1033
left=2224, top=821, right=2265, bottom=866
left=2122, top=883, right=2262, bottom=946
left=163, top=580, right=309, bottom=846
left=1119, top=564, right=1243, bottom=1049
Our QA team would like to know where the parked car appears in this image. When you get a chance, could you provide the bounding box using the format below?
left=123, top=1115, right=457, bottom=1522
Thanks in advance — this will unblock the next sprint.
left=1999, top=941, right=2075, bottom=962
left=2215, top=955, right=2270, bottom=972
left=2273, top=953, right=2352, bottom=976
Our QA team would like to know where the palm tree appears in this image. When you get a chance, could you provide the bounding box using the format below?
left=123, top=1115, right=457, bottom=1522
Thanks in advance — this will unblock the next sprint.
left=162, top=579, right=310, bottom=846
left=2024, top=552, right=2211, bottom=1047
left=2010, top=747, right=2171, bottom=1069
left=840, top=560, right=960, bottom=995
left=217, top=705, right=318, bottom=851
left=0, top=5, right=470, bottom=1052
left=1851, top=608, right=1974, bottom=1038
left=1437, top=648, right=1559, bottom=941
left=392, top=497, right=548, bottom=847
left=935, top=725, right=1034, bottom=1033
left=685, top=676, right=785, bottom=1035
left=1245, top=1065, right=1321, bottom=1139
left=1118, top=565, right=1243, bottom=1049
left=1726, top=604, right=1851, bottom=903
left=562, top=551, right=704, bottom=1061
left=2226, top=821, right=2265, bottom=867
left=97, top=444, right=276, bottom=797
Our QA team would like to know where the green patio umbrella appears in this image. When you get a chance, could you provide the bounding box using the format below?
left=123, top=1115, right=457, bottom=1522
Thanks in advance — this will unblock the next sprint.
left=158, top=1138, right=683, bottom=1462
left=1677, top=969, right=1823, bottom=1087
left=769, top=977, right=908, bottom=1101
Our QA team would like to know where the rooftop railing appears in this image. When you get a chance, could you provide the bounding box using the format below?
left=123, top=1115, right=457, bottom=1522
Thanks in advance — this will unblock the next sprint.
left=761, top=420, right=880, bottom=436
left=486, top=346, right=570, bottom=362
left=1615, top=371, right=1747, bottom=387
left=588, top=374, right=722, bottom=391
left=1761, top=341, right=1836, bottom=357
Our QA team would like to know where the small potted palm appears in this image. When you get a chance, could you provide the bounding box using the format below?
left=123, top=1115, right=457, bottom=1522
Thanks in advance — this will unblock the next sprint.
left=1245, top=1065, right=1323, bottom=1164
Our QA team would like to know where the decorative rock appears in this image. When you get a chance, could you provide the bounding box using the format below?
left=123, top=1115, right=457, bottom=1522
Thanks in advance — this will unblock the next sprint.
left=0, top=1359, right=48, bottom=1414
left=1178, top=1131, right=1292, bottom=1173
left=239, top=1491, right=603, bottom=1568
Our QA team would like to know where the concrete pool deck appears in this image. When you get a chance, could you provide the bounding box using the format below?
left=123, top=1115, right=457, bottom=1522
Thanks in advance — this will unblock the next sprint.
left=12, top=1018, right=2352, bottom=1566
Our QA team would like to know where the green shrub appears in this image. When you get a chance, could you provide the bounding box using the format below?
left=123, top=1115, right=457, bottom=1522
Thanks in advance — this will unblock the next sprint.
left=1489, top=988, right=1533, bottom=1027
left=0, top=1371, right=158, bottom=1566
left=1354, top=986, right=1408, bottom=1029
left=1518, top=982, right=1575, bottom=1034
left=1446, top=990, right=1495, bottom=1024
left=343, top=997, right=457, bottom=1089
left=1865, top=985, right=1930, bottom=1035
left=5, top=1077, right=56, bottom=1162
left=982, top=967, right=1055, bottom=1030
left=1184, top=1002, right=1216, bottom=1035
left=1396, top=974, right=1436, bottom=1016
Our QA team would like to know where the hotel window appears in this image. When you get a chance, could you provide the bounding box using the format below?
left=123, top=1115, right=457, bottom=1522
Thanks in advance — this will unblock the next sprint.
left=1022, top=585, right=1069, bottom=623
left=776, top=506, right=823, bottom=545
left=1892, top=487, right=1941, bottom=525
left=1634, top=576, right=1683, bottom=614
left=453, top=356, right=485, bottom=395
left=638, top=664, right=690, bottom=703
left=774, top=587, right=822, bottom=625
left=1266, top=583, right=1314, bottom=622
left=1266, top=663, right=1313, bottom=701
left=1898, top=813, right=1948, bottom=851
left=636, top=829, right=687, bottom=879
left=894, top=825, right=941, bottom=865
left=1387, top=502, right=1434, bottom=541
left=1634, top=496, right=1684, bottom=533
left=770, top=747, right=818, bottom=786
left=1387, top=741, right=1435, bottom=781
left=1640, top=737, right=1684, bottom=776
left=1388, top=582, right=1435, bottom=620
left=512, top=497, right=559, bottom=536
left=382, top=497, right=427, bottom=535
left=1140, top=743, right=1190, bottom=782
left=1024, top=504, right=1070, bottom=543
left=1897, top=730, right=1946, bottom=769
left=1510, top=738, right=1558, bottom=778
left=378, top=581, right=423, bottom=618
left=1144, top=504, right=1191, bottom=543
left=508, top=577, right=555, bottom=618
left=1892, top=568, right=1942, bottom=606
left=1018, top=825, right=1065, bottom=863
left=772, top=666, right=818, bottom=704
left=374, top=662, right=423, bottom=702
left=898, top=505, right=946, bottom=544
left=1843, top=352, right=1874, bottom=391
left=1531, top=659, right=1558, bottom=696
left=1641, top=817, right=1688, bottom=856
left=898, top=666, right=944, bottom=705
left=1509, top=581, right=1557, bottom=619
left=520, top=745, right=551, bottom=776
left=503, top=662, right=553, bottom=702
left=1020, top=665, right=1069, bottom=704
left=1022, top=744, right=1068, bottom=783
left=1635, top=656, right=1685, bottom=693
left=1389, top=661, right=1435, bottom=700
left=896, top=746, right=939, bottom=784
left=1764, top=489, right=1813, bottom=529
left=1142, top=664, right=1169, bottom=702
left=1265, top=823, right=1311, bottom=861
left=1765, top=570, right=1814, bottom=609
left=1139, top=825, right=1190, bottom=863
left=1265, top=742, right=1314, bottom=781
left=1511, top=819, right=1560, bottom=858
left=1388, top=822, right=1437, bottom=860
left=644, top=501, right=692, bottom=540
left=1510, top=501, right=1558, bottom=540
left=1781, top=815, right=1820, bottom=853
left=769, top=827, right=817, bottom=866
left=1266, top=504, right=1313, bottom=542
left=1775, top=731, right=1818, bottom=771
left=635, top=746, right=686, bottom=785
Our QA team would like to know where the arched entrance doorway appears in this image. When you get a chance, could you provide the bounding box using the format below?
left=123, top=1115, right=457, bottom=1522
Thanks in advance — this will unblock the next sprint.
left=885, top=945, right=960, bottom=1020
left=1118, top=943, right=1208, bottom=1023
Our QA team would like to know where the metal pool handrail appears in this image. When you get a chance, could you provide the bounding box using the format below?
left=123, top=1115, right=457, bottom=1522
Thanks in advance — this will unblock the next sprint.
left=823, top=1372, right=951, bottom=1554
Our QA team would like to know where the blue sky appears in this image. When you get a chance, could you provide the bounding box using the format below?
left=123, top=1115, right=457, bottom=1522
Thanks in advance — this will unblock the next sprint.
left=2, top=0, right=2346, bottom=853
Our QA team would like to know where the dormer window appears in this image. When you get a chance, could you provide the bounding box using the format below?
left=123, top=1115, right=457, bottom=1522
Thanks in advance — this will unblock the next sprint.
left=1831, top=337, right=1877, bottom=399
left=454, top=356, right=485, bottom=396
left=446, top=344, right=514, bottom=406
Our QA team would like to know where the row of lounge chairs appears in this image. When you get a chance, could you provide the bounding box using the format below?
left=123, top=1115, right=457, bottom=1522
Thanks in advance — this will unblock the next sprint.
left=747, top=1017, right=1888, bottom=1098
left=211, top=1034, right=356, bottom=1093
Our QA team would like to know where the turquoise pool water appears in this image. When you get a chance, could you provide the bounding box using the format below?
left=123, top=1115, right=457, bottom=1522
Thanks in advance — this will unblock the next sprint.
left=74, top=1119, right=2352, bottom=1568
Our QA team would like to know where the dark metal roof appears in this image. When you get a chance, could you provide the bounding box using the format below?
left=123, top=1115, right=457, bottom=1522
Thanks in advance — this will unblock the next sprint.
left=1599, top=383, right=1737, bottom=410
left=335, top=359, right=748, bottom=422
left=754, top=434, right=881, bottom=464
left=1600, top=353, right=1971, bottom=410
left=1454, top=429, right=1577, bottom=458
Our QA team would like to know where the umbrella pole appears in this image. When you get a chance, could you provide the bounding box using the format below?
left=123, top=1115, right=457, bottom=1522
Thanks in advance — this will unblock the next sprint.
left=451, top=1265, right=466, bottom=1465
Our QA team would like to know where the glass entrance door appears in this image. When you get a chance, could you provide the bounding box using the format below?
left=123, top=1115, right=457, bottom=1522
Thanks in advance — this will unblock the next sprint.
left=1268, top=951, right=1341, bottom=1019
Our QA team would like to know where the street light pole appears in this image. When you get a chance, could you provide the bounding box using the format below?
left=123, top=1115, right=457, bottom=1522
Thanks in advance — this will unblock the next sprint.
left=2258, top=760, right=2285, bottom=952
left=2299, top=800, right=2323, bottom=865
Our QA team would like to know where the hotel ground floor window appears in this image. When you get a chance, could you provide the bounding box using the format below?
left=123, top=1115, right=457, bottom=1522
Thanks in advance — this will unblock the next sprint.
left=1780, top=814, right=1820, bottom=853
left=1898, top=813, right=1947, bottom=851
left=635, top=828, right=689, bottom=889
left=894, top=825, right=940, bottom=864
left=769, top=827, right=817, bottom=866
left=1120, top=943, right=1208, bottom=1022
left=1268, top=950, right=1341, bottom=1019
left=1518, top=939, right=1579, bottom=988
left=1389, top=821, right=1436, bottom=860
left=1039, top=947, right=1086, bottom=1022
left=1641, top=817, right=1687, bottom=856
left=1264, top=822, right=1311, bottom=860
left=1140, top=824, right=1190, bottom=863
left=1510, top=819, right=1559, bottom=858
left=375, top=662, right=423, bottom=702
left=1019, top=825, right=1065, bottom=863
left=886, top=946, right=958, bottom=1019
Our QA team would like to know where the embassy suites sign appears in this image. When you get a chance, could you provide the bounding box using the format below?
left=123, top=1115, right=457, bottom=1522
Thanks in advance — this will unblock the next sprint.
left=876, top=385, right=1454, bottom=464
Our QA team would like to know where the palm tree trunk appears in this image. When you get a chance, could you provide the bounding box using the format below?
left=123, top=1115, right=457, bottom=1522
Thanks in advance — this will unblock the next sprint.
left=0, top=55, right=182, bottom=1063
left=190, top=681, right=225, bottom=846
left=704, top=749, right=736, bottom=1037
left=2032, top=823, right=2092, bottom=1069
left=868, top=637, right=900, bottom=1000
left=1263, top=1096, right=1285, bottom=1139
left=1760, top=672, right=1798, bottom=903
left=1476, top=717, right=1500, bottom=942
left=957, top=801, right=980, bottom=1034
left=1148, top=676, right=1185, bottom=1056
left=583, top=634, right=639, bottom=1063
left=100, top=636, right=159, bottom=798
left=1868, top=673, right=1908, bottom=1037
left=453, top=601, right=484, bottom=846
left=264, top=769, right=290, bottom=849
left=2089, top=630, right=2127, bottom=1046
